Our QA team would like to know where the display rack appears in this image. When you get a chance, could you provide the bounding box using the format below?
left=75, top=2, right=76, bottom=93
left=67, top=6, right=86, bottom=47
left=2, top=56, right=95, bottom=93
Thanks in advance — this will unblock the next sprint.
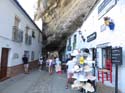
left=71, top=60, right=96, bottom=93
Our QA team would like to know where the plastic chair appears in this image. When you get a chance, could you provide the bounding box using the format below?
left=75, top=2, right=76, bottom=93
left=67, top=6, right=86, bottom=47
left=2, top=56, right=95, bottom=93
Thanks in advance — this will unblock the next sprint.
left=98, top=59, right=112, bottom=84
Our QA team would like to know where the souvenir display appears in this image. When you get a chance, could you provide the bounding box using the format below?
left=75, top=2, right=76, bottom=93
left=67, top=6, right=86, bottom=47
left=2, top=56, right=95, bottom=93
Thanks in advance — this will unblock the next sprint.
left=70, top=48, right=96, bottom=93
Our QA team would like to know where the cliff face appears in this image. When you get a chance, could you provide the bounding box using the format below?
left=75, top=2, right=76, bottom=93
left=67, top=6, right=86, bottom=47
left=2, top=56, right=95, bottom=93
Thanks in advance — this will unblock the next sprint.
left=35, top=0, right=99, bottom=51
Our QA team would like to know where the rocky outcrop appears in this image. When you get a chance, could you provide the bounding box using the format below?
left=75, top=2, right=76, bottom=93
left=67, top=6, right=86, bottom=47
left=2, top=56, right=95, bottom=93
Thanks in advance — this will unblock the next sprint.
left=35, top=0, right=100, bottom=51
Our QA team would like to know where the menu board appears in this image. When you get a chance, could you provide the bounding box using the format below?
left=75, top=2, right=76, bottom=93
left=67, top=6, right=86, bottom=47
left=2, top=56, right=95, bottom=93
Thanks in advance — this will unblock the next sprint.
left=112, top=47, right=122, bottom=65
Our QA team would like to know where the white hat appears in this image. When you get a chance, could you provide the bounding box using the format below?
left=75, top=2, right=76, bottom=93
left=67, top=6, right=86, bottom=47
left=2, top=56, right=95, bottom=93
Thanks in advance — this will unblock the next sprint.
left=71, top=50, right=79, bottom=56
left=77, top=74, right=88, bottom=81
left=86, top=74, right=96, bottom=81
left=72, top=73, right=79, bottom=79
left=84, top=65, right=92, bottom=72
left=71, top=80, right=83, bottom=90
left=82, top=83, right=95, bottom=92
left=73, top=65, right=81, bottom=72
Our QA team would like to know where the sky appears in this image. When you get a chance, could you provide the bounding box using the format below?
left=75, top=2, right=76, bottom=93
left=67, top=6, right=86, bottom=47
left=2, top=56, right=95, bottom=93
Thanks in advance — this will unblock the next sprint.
left=17, top=0, right=37, bottom=19
left=17, top=0, right=42, bottom=29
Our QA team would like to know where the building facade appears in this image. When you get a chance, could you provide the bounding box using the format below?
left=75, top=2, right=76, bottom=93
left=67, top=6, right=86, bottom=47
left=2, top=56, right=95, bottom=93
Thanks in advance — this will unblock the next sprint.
left=66, top=0, right=125, bottom=92
left=0, top=0, right=42, bottom=80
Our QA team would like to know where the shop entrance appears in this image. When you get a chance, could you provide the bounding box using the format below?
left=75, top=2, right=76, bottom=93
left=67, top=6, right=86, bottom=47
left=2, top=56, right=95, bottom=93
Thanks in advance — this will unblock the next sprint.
left=102, top=46, right=112, bottom=67
left=0, top=48, right=9, bottom=80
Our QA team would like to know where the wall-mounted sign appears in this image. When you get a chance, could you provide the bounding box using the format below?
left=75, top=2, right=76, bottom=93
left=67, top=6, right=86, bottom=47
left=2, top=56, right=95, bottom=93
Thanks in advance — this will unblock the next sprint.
left=112, top=47, right=122, bottom=65
left=98, top=0, right=117, bottom=19
left=13, top=53, right=19, bottom=59
left=87, top=32, right=97, bottom=42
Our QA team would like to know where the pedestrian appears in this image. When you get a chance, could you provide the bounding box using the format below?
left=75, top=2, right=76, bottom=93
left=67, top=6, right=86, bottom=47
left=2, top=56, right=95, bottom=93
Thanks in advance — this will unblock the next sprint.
left=39, top=56, right=43, bottom=71
left=22, top=54, right=29, bottom=74
left=64, top=54, right=71, bottom=72
left=55, top=57, right=62, bottom=74
left=48, top=56, right=54, bottom=75
left=65, top=52, right=77, bottom=89
left=42, top=56, right=46, bottom=70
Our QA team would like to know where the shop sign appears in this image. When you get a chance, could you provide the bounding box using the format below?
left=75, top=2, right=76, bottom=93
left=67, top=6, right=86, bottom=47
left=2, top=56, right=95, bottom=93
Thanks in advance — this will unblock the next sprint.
left=96, top=42, right=110, bottom=48
left=98, top=0, right=116, bottom=19
left=87, top=32, right=97, bottom=42
left=112, top=47, right=122, bottom=65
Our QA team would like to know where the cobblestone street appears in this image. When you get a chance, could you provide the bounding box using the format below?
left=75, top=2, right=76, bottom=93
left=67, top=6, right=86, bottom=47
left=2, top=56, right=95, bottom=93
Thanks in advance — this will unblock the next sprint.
left=0, top=70, right=79, bottom=93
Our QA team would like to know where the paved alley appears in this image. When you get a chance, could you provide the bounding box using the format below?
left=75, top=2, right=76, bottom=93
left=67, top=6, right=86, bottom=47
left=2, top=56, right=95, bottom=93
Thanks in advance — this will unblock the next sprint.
left=0, top=70, right=79, bottom=93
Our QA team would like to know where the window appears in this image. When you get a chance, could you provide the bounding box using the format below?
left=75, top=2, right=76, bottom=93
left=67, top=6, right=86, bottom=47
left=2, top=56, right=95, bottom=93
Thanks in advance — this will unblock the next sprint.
left=25, top=30, right=28, bottom=44
left=31, top=51, right=35, bottom=60
left=25, top=26, right=32, bottom=45
left=12, top=16, right=22, bottom=42
left=38, top=32, right=40, bottom=42
left=32, top=31, right=35, bottom=38
left=67, top=38, right=71, bottom=51
left=69, top=38, right=71, bottom=46
left=14, top=16, right=20, bottom=27
left=102, top=47, right=112, bottom=67
left=73, top=35, right=77, bottom=49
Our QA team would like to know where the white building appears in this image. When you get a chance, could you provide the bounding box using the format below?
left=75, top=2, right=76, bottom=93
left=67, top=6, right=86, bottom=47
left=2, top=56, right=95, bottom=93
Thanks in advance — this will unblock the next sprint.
left=66, top=0, right=125, bottom=92
left=0, top=0, right=42, bottom=79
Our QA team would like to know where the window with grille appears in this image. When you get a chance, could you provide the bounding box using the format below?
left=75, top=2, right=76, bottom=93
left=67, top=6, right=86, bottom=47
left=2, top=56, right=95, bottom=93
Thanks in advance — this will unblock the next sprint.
left=31, top=51, right=35, bottom=60
left=73, top=35, right=77, bottom=49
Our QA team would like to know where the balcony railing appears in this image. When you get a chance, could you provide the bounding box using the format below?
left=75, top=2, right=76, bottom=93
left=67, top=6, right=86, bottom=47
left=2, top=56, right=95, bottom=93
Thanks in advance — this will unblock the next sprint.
left=12, top=26, right=23, bottom=43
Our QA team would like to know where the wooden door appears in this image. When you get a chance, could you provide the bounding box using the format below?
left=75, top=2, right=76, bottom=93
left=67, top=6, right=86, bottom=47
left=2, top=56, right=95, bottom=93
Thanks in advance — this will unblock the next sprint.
left=0, top=48, right=9, bottom=79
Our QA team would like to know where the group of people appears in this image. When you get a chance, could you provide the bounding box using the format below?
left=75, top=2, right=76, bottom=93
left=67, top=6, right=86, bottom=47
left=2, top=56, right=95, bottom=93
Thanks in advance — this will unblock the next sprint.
left=22, top=54, right=63, bottom=75
left=38, top=55, right=62, bottom=75
left=22, top=49, right=92, bottom=91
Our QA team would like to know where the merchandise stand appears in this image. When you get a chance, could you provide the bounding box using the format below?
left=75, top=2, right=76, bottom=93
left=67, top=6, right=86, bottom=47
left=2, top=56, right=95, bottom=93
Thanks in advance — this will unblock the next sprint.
left=71, top=60, right=96, bottom=93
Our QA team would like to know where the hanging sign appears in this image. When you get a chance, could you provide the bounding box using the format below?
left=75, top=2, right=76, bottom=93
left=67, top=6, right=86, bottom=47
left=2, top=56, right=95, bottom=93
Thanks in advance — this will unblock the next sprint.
left=98, top=0, right=117, bottom=19
left=111, top=47, right=122, bottom=65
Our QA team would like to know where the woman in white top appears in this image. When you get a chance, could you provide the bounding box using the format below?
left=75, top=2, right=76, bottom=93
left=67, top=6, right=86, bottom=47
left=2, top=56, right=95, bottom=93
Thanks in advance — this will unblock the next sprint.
left=48, top=56, right=54, bottom=75
left=66, top=55, right=77, bottom=88
left=55, top=58, right=61, bottom=73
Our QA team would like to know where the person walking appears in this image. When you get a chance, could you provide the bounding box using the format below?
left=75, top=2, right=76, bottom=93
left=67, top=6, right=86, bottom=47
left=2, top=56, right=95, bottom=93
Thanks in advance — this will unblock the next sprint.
left=65, top=53, right=77, bottom=89
left=55, top=57, right=62, bottom=74
left=39, top=56, right=43, bottom=71
left=48, top=56, right=54, bottom=75
left=22, top=54, right=29, bottom=74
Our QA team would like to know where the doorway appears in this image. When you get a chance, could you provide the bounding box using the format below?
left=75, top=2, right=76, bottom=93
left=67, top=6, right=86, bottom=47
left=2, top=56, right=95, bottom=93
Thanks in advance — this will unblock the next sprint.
left=92, top=48, right=96, bottom=61
left=102, top=46, right=112, bottom=68
left=0, top=48, right=9, bottom=80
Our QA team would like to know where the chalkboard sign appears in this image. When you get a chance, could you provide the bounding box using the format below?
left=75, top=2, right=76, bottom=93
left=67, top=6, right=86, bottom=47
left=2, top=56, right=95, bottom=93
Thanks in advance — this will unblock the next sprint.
left=112, top=47, right=122, bottom=65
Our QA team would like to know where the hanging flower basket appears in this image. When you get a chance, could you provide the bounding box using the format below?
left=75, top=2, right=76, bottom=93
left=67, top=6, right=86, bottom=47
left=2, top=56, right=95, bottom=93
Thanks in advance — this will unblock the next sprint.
left=104, top=17, right=110, bottom=26
left=104, top=17, right=115, bottom=30
left=108, top=22, right=115, bottom=30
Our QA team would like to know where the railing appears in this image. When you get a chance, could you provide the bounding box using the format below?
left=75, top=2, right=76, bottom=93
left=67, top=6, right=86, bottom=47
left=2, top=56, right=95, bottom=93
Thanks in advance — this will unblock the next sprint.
left=12, top=26, right=23, bottom=43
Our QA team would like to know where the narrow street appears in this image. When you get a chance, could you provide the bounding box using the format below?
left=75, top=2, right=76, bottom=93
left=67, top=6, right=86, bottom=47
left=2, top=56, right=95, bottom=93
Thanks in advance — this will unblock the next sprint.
left=0, top=70, right=78, bottom=93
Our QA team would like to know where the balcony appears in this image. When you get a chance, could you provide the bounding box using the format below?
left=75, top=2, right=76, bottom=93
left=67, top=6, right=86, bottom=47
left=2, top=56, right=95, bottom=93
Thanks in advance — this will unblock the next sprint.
left=12, top=26, right=23, bottom=43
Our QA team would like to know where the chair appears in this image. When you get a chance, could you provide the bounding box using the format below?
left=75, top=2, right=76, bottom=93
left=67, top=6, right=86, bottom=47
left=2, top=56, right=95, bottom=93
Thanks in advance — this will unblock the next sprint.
left=98, top=59, right=112, bottom=84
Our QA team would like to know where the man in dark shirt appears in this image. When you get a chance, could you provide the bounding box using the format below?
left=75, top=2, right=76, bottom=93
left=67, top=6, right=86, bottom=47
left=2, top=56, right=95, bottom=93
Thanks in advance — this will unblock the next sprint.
left=22, top=55, right=29, bottom=74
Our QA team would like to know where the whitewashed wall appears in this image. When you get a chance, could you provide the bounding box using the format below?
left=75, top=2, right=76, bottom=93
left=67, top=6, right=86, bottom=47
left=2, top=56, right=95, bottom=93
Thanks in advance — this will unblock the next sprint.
left=66, top=0, right=125, bottom=92
left=0, top=0, right=42, bottom=67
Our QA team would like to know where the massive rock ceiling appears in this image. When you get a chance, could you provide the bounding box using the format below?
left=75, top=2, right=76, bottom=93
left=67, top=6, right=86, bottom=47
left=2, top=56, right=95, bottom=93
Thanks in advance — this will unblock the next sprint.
left=35, top=0, right=99, bottom=51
